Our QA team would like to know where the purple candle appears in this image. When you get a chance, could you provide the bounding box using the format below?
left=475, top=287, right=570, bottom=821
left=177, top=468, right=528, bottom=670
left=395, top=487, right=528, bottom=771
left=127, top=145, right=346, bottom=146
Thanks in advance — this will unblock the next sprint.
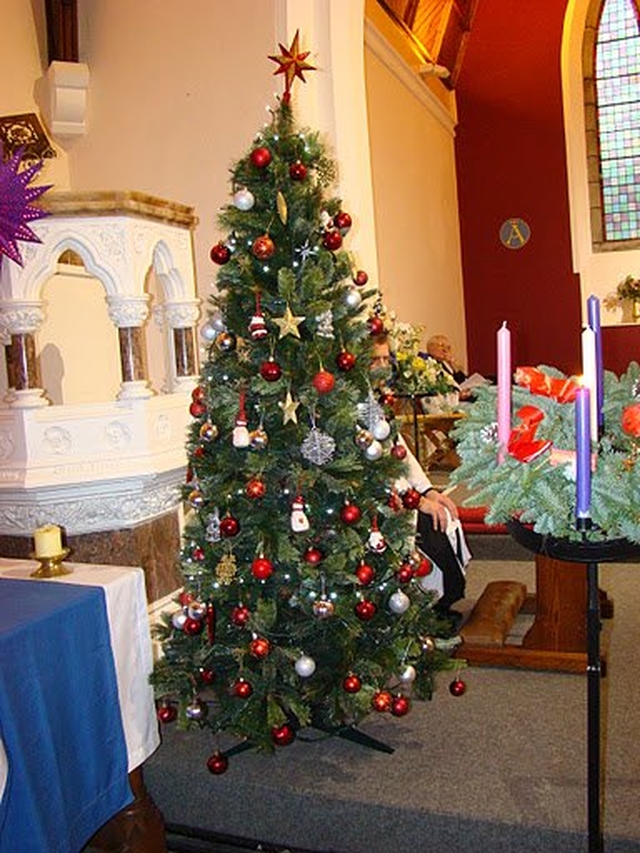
left=575, top=386, right=592, bottom=521
left=586, top=295, right=604, bottom=429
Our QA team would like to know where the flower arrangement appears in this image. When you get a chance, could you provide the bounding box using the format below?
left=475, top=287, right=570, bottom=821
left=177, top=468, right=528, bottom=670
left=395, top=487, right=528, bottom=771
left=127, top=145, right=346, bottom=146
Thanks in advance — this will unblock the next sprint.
left=451, top=362, right=640, bottom=544
left=390, top=322, right=458, bottom=396
left=603, top=275, right=640, bottom=317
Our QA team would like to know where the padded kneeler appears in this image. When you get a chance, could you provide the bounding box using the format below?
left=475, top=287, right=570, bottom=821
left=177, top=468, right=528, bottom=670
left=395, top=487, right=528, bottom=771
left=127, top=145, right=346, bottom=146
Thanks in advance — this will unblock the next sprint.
left=460, top=580, right=527, bottom=647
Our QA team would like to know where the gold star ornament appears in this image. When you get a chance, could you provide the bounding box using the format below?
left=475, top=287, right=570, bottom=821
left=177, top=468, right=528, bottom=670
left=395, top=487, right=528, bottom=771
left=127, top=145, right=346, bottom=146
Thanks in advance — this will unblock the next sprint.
left=273, top=304, right=305, bottom=339
left=268, top=31, right=316, bottom=101
left=279, top=391, right=300, bottom=425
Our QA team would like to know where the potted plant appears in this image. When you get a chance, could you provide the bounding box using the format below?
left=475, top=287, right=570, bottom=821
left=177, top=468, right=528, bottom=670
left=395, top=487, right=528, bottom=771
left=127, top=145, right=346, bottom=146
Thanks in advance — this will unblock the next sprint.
left=603, top=274, right=640, bottom=322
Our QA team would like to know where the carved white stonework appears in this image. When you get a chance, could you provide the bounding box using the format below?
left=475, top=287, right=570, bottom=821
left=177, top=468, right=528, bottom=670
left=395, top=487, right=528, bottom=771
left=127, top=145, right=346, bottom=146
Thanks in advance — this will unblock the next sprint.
left=7, top=389, right=49, bottom=409
left=106, top=295, right=150, bottom=328
left=0, top=301, right=46, bottom=337
left=0, top=192, right=199, bottom=538
left=163, top=300, right=201, bottom=328
left=117, top=380, right=154, bottom=401
left=45, top=61, right=91, bottom=138
left=0, top=394, right=191, bottom=535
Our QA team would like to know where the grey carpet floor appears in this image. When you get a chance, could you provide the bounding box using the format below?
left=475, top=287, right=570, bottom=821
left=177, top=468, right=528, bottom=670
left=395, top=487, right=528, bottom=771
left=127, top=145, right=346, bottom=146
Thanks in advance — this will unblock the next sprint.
left=144, top=558, right=640, bottom=853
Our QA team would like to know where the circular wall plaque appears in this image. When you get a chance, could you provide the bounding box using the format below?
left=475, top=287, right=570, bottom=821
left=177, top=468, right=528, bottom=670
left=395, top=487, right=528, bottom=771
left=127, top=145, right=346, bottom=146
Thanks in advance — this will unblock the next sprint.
left=499, top=218, right=531, bottom=249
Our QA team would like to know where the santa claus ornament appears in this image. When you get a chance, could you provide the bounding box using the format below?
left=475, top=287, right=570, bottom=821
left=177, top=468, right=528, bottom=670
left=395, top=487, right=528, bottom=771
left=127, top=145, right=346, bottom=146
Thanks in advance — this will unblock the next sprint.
left=290, top=495, right=310, bottom=532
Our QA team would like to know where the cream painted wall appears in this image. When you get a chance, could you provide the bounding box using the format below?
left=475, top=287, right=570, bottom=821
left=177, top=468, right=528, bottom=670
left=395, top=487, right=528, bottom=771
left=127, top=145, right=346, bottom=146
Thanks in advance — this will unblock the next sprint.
left=364, top=41, right=467, bottom=367
left=72, top=0, right=278, bottom=308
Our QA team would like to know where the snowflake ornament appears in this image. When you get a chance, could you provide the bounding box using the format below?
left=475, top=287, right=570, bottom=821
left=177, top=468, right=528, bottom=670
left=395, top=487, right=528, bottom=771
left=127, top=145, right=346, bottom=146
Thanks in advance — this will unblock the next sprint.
left=301, top=426, right=336, bottom=465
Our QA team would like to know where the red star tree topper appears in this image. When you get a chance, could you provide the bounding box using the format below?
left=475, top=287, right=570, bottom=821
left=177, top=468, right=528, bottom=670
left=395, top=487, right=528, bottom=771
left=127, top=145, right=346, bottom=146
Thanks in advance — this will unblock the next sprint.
left=268, top=30, right=316, bottom=102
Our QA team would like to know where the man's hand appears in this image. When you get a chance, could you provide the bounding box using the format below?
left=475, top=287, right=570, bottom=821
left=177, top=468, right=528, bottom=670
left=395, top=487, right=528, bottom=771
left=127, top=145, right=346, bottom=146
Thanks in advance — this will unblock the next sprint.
left=418, top=491, right=459, bottom=531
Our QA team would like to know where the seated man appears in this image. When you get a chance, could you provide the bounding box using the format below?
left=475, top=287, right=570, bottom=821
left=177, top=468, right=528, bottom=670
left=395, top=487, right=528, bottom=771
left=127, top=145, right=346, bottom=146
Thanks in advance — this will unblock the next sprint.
left=371, top=336, right=471, bottom=620
left=424, top=334, right=467, bottom=386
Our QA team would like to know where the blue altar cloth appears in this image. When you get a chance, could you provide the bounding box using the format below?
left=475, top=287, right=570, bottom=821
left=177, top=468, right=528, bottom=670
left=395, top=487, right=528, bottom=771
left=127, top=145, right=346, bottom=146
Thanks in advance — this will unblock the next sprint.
left=0, top=578, right=132, bottom=853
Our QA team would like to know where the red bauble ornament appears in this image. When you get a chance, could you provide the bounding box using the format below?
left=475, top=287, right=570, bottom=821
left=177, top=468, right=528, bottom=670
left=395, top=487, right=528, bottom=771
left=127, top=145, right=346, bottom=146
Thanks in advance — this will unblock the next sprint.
left=304, top=547, right=323, bottom=565
left=340, top=502, right=362, bottom=525
left=183, top=616, right=204, bottom=635
left=391, top=442, right=407, bottom=460
left=249, top=637, right=271, bottom=658
left=189, top=400, right=206, bottom=418
left=371, top=690, right=393, bottom=712
left=356, top=562, right=375, bottom=585
left=251, top=555, right=274, bottom=580
left=230, top=604, right=250, bottom=627
left=312, top=370, right=335, bottom=394
left=232, top=678, right=253, bottom=698
left=391, top=695, right=411, bottom=717
left=353, top=269, right=369, bottom=287
left=289, top=160, right=307, bottom=181
left=246, top=477, right=267, bottom=499
left=192, top=546, right=205, bottom=562
left=449, top=677, right=467, bottom=697
left=333, top=211, right=352, bottom=234
left=198, top=668, right=215, bottom=684
left=157, top=702, right=177, bottom=724
left=355, top=599, right=377, bottom=621
left=220, top=515, right=240, bottom=538
left=336, top=350, right=356, bottom=372
left=368, top=316, right=384, bottom=336
left=260, top=359, right=282, bottom=382
left=179, top=590, right=194, bottom=607
left=396, top=563, right=414, bottom=584
left=621, top=402, right=640, bottom=437
left=414, top=556, right=433, bottom=577
left=191, top=385, right=206, bottom=403
left=252, top=234, right=276, bottom=259
left=250, top=146, right=272, bottom=168
left=322, top=229, right=343, bottom=251
left=193, top=446, right=205, bottom=458
left=402, top=488, right=421, bottom=510
left=343, top=674, right=362, bottom=694
left=210, top=242, right=231, bottom=265
left=271, top=723, right=295, bottom=747
left=206, top=751, right=229, bottom=775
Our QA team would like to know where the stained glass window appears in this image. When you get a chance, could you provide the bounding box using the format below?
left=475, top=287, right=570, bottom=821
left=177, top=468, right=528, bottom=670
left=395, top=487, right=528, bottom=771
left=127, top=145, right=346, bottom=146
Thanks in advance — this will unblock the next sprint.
left=595, top=0, right=640, bottom=241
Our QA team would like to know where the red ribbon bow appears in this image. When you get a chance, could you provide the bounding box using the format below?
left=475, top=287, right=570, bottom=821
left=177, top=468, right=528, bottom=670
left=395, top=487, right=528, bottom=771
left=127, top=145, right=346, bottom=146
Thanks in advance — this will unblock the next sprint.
left=507, top=405, right=552, bottom=463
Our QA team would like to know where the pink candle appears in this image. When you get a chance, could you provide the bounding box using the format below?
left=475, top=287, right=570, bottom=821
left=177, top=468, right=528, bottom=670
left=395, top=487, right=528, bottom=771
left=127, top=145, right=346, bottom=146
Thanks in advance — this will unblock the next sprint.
left=497, top=322, right=512, bottom=461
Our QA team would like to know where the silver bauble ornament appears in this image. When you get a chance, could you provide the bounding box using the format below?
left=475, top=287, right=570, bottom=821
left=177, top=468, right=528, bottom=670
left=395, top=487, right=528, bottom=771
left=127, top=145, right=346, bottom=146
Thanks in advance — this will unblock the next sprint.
left=200, top=321, right=218, bottom=343
left=371, top=418, right=391, bottom=441
left=172, top=610, right=188, bottom=630
left=233, top=187, right=255, bottom=211
left=400, top=664, right=417, bottom=683
left=364, top=439, right=384, bottom=461
left=210, top=311, right=226, bottom=332
left=389, top=590, right=411, bottom=614
left=294, top=654, right=317, bottom=677
left=344, top=287, right=362, bottom=310
left=185, top=699, right=208, bottom=721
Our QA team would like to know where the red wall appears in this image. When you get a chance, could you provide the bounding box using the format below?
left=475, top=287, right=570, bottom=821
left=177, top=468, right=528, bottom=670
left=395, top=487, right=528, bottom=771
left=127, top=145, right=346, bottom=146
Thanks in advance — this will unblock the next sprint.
left=456, top=0, right=600, bottom=378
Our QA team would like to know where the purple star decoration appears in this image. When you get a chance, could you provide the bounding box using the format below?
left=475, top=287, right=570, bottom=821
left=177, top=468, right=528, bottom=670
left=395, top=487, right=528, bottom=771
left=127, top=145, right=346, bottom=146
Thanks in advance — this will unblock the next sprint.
left=0, top=141, right=51, bottom=267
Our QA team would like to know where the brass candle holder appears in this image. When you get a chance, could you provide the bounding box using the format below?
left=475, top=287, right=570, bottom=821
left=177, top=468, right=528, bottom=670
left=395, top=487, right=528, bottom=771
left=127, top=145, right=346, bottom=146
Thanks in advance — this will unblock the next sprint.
left=30, top=547, right=72, bottom=578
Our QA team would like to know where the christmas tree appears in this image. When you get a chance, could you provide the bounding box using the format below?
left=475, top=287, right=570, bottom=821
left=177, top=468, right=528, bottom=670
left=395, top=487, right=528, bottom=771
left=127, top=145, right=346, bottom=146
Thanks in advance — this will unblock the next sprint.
left=152, top=34, right=460, bottom=770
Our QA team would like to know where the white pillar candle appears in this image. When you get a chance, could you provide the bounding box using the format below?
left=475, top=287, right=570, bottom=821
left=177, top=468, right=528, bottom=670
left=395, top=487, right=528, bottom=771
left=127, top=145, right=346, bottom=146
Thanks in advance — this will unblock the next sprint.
left=34, top=524, right=63, bottom=558
left=581, top=327, right=598, bottom=443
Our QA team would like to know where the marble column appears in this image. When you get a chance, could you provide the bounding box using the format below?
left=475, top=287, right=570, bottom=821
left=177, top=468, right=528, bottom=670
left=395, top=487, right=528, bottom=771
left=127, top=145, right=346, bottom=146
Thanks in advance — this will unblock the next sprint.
left=0, top=301, right=49, bottom=407
left=163, top=301, right=200, bottom=392
left=106, top=295, right=153, bottom=400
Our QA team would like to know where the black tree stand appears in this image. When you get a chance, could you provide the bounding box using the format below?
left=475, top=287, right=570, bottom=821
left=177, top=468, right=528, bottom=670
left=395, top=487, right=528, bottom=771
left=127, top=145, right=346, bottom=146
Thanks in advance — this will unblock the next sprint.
left=507, top=521, right=640, bottom=853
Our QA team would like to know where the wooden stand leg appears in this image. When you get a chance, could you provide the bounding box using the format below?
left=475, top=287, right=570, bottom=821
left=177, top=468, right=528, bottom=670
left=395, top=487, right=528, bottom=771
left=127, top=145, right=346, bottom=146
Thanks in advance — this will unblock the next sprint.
left=87, top=767, right=167, bottom=852
left=456, top=554, right=614, bottom=674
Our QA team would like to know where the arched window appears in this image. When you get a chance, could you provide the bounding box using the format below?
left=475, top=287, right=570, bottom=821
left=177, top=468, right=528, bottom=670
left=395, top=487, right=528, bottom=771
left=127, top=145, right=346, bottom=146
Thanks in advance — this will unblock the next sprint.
left=585, top=0, right=640, bottom=248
